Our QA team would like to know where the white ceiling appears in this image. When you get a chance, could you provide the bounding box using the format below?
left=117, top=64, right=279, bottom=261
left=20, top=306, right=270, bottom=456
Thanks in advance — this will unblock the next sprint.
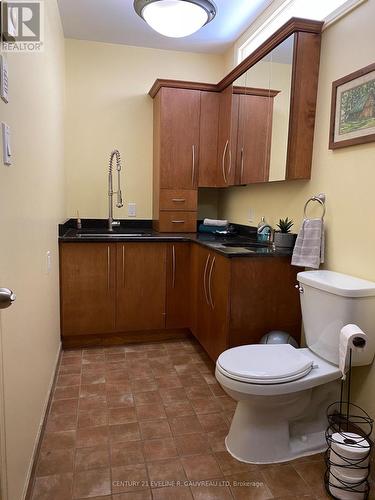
left=57, top=0, right=273, bottom=54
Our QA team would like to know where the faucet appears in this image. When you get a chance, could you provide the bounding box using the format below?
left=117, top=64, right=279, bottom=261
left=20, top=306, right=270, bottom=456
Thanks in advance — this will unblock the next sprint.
left=257, top=223, right=274, bottom=244
left=108, top=149, right=124, bottom=231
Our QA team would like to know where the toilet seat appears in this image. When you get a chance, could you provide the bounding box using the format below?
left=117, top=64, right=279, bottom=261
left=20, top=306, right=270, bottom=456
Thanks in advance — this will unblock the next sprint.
left=217, top=344, right=314, bottom=384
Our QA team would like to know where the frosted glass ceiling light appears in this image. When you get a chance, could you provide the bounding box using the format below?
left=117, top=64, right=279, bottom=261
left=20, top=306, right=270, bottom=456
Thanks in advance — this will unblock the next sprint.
left=134, top=0, right=216, bottom=38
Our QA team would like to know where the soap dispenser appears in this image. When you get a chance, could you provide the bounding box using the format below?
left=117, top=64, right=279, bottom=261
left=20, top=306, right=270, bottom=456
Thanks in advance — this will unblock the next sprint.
left=257, top=216, right=271, bottom=242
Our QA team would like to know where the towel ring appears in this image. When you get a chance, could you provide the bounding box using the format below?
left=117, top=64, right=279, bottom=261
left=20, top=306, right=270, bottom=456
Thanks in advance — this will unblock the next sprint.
left=303, top=197, right=326, bottom=219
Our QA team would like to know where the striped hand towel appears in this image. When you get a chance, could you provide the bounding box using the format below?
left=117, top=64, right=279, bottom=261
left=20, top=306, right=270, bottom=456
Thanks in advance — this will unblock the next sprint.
left=291, top=218, right=325, bottom=269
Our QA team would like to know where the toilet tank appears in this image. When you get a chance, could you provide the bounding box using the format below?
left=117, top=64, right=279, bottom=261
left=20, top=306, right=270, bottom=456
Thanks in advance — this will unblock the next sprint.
left=297, top=271, right=375, bottom=366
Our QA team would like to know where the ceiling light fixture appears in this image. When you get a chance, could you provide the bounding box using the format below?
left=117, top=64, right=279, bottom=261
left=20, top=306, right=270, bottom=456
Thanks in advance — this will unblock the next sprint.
left=134, top=0, right=217, bottom=38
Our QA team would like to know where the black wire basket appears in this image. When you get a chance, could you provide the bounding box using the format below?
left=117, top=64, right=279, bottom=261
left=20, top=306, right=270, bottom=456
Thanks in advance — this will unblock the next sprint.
left=325, top=401, right=373, bottom=499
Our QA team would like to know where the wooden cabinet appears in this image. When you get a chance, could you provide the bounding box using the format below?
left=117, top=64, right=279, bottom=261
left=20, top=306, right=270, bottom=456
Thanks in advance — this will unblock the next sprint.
left=60, top=242, right=168, bottom=339
left=166, top=243, right=191, bottom=329
left=216, top=86, right=239, bottom=187
left=235, top=90, right=277, bottom=185
left=191, top=245, right=230, bottom=361
left=190, top=245, right=301, bottom=362
left=60, top=243, right=116, bottom=336
left=153, top=87, right=199, bottom=232
left=198, top=91, right=220, bottom=187
left=115, top=243, right=167, bottom=331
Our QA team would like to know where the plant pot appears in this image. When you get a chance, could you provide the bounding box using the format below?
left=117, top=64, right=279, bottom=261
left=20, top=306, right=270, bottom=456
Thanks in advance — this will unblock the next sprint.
left=274, top=232, right=297, bottom=249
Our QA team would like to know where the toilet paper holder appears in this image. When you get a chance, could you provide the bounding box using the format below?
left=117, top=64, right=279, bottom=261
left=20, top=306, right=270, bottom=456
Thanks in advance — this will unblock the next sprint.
left=325, top=348, right=373, bottom=499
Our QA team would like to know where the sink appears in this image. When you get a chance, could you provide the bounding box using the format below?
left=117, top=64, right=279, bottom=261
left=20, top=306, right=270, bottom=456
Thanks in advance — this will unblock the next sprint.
left=76, top=229, right=152, bottom=238
left=222, top=241, right=270, bottom=248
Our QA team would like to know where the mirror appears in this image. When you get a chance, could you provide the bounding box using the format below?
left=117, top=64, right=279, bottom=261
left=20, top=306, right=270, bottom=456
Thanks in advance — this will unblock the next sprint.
left=233, top=34, right=294, bottom=183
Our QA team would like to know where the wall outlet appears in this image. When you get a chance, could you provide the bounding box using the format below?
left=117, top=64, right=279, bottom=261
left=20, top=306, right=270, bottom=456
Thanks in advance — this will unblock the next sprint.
left=248, top=208, right=255, bottom=223
left=128, top=202, right=136, bottom=217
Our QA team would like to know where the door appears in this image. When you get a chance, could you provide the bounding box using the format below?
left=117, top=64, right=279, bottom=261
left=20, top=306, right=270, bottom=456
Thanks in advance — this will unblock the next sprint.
left=216, top=86, right=239, bottom=187
left=116, top=243, right=167, bottom=331
left=237, top=94, right=274, bottom=184
left=166, top=243, right=191, bottom=329
left=60, top=243, right=116, bottom=335
left=160, top=88, right=200, bottom=189
left=198, top=91, right=220, bottom=187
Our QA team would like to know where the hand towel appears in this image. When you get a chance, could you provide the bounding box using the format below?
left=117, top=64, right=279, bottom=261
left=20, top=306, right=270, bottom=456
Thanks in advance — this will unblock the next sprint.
left=291, top=218, right=325, bottom=269
left=199, top=224, right=223, bottom=234
left=203, top=218, right=228, bottom=227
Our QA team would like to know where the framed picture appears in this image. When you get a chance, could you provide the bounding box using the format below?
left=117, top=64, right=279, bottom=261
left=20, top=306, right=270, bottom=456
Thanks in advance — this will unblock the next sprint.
left=329, top=62, right=375, bottom=149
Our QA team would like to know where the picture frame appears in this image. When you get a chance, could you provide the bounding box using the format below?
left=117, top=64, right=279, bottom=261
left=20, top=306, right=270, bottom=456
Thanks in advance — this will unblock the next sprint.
left=329, top=62, right=375, bottom=149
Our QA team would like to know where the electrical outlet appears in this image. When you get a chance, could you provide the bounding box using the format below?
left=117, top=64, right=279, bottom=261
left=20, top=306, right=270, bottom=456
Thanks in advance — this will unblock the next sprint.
left=248, top=208, right=255, bottom=223
left=128, top=202, right=136, bottom=217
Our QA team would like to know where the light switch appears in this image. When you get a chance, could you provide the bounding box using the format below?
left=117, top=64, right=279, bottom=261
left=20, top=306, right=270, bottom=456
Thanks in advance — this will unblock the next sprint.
left=1, top=123, right=12, bottom=166
left=0, top=55, right=9, bottom=103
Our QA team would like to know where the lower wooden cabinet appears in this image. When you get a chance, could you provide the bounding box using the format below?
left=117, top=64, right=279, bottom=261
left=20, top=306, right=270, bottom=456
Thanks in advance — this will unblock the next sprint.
left=166, top=243, right=191, bottom=329
left=191, top=245, right=230, bottom=361
left=60, top=243, right=116, bottom=336
left=115, top=243, right=167, bottom=331
left=60, top=241, right=301, bottom=356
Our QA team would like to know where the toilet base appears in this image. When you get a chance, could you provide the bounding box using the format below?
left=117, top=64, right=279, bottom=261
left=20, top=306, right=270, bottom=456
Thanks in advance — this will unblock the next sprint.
left=224, top=381, right=339, bottom=464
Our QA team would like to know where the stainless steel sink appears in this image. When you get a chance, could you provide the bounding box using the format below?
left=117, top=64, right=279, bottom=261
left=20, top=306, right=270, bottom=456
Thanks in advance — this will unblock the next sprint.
left=222, top=241, right=270, bottom=248
left=77, top=233, right=150, bottom=238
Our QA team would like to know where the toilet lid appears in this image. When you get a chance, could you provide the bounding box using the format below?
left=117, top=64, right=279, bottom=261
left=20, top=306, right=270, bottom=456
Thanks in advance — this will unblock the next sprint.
left=217, top=344, right=314, bottom=384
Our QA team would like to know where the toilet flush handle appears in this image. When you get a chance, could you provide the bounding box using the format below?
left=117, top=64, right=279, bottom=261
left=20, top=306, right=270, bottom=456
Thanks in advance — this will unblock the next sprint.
left=295, top=284, right=304, bottom=294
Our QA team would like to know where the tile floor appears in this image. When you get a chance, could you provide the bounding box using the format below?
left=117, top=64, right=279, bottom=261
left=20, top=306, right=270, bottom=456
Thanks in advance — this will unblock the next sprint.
left=28, top=338, right=371, bottom=499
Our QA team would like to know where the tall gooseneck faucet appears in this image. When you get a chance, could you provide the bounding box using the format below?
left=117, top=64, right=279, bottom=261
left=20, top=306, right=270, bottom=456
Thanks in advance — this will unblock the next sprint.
left=108, top=149, right=124, bottom=231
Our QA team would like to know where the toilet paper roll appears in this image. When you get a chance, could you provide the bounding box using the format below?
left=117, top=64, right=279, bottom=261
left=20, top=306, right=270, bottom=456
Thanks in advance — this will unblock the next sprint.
left=329, top=470, right=367, bottom=500
left=330, top=432, right=370, bottom=467
left=339, top=325, right=368, bottom=380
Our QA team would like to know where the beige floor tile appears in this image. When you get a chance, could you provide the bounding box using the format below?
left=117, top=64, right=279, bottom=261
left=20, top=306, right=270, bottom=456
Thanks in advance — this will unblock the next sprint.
left=36, top=449, right=74, bottom=476
left=72, top=468, right=111, bottom=498
left=110, top=440, right=144, bottom=467
left=181, top=454, right=222, bottom=480
left=75, top=446, right=110, bottom=471
left=32, top=473, right=73, bottom=500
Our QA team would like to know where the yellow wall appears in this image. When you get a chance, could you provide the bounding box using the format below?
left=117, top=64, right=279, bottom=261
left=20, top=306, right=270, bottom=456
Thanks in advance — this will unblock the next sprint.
left=219, top=1, right=375, bottom=418
left=0, top=1, right=65, bottom=499
left=65, top=39, right=224, bottom=220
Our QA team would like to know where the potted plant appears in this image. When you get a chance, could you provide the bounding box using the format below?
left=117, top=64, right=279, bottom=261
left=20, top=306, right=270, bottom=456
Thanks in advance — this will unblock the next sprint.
left=274, top=218, right=297, bottom=248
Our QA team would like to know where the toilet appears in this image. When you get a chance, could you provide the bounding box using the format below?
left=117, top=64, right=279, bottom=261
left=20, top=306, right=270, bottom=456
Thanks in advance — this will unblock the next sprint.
left=215, top=270, right=375, bottom=464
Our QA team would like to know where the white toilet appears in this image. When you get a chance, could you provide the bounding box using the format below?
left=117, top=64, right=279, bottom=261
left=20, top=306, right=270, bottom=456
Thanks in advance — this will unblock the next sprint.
left=215, top=270, right=375, bottom=464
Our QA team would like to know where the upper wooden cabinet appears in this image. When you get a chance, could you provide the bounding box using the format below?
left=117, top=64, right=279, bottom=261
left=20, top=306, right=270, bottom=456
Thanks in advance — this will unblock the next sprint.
left=149, top=18, right=323, bottom=200
left=156, top=88, right=200, bottom=189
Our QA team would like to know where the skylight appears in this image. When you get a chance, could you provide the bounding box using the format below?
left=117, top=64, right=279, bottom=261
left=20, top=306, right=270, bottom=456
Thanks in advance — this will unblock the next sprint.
left=238, top=0, right=366, bottom=63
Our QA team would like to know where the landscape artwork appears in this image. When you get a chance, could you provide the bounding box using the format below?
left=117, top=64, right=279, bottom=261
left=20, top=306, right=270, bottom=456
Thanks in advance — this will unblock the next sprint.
left=329, top=63, right=375, bottom=149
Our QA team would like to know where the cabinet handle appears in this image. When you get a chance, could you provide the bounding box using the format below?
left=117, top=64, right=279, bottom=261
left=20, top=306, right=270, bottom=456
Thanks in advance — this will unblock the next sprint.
left=227, top=146, right=232, bottom=181
left=222, top=140, right=229, bottom=184
left=122, top=245, right=126, bottom=288
left=203, top=254, right=211, bottom=306
left=107, top=246, right=111, bottom=290
left=172, top=245, right=176, bottom=289
left=172, top=220, right=185, bottom=224
left=191, top=144, right=196, bottom=187
left=172, top=198, right=186, bottom=203
left=240, top=148, right=244, bottom=183
left=208, top=256, right=216, bottom=309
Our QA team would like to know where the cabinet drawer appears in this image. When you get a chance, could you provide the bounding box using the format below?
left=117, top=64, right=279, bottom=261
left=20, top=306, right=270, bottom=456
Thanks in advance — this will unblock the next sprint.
left=160, top=189, right=197, bottom=211
left=158, top=211, right=197, bottom=233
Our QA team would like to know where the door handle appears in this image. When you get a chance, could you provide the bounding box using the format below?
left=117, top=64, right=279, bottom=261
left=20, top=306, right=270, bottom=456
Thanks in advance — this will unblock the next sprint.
left=222, top=140, right=229, bottom=184
left=0, top=288, right=16, bottom=309
left=208, top=257, right=216, bottom=309
left=172, top=245, right=176, bottom=289
left=203, top=254, right=211, bottom=306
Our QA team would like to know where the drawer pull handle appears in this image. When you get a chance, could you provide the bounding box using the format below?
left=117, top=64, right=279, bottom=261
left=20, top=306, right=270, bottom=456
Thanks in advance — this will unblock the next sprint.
left=172, top=220, right=185, bottom=224
left=172, top=198, right=186, bottom=203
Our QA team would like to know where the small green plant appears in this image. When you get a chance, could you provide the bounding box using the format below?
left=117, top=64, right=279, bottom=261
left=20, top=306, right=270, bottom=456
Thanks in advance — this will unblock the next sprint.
left=277, top=217, right=294, bottom=233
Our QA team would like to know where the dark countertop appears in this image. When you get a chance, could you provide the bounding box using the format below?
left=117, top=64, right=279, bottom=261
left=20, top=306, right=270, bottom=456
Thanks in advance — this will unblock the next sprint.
left=58, top=219, right=293, bottom=259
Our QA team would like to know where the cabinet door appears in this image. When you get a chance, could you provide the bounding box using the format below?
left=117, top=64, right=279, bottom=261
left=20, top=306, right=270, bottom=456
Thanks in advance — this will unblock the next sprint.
left=166, top=243, right=191, bottom=329
left=116, top=243, right=167, bottom=331
left=160, top=88, right=200, bottom=189
left=216, top=86, right=239, bottom=187
left=60, top=243, right=116, bottom=336
left=205, top=252, right=231, bottom=361
left=198, top=91, right=220, bottom=187
left=237, top=94, right=273, bottom=184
